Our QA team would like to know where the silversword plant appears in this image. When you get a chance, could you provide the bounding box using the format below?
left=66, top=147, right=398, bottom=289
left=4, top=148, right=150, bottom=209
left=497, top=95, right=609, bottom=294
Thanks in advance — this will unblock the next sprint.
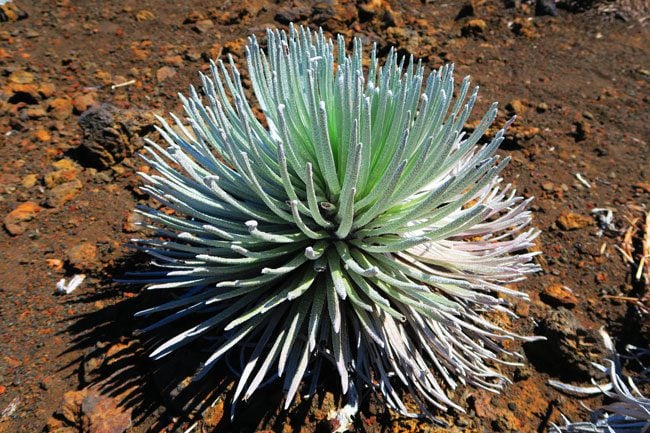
left=132, top=25, right=540, bottom=419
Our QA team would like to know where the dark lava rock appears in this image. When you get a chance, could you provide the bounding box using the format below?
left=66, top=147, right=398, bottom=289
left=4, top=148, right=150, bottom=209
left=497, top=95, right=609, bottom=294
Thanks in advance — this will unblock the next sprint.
left=574, top=119, right=591, bottom=141
left=311, top=2, right=357, bottom=31
left=461, top=18, right=487, bottom=38
left=77, top=104, right=155, bottom=169
left=455, top=2, right=475, bottom=20
left=536, top=0, right=558, bottom=16
left=0, top=1, right=28, bottom=22
left=524, top=307, right=608, bottom=380
left=274, top=7, right=309, bottom=25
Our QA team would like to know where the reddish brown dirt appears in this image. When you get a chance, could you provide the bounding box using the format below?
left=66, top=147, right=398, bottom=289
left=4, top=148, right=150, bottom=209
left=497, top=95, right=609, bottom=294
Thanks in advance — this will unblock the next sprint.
left=0, top=1, right=648, bottom=432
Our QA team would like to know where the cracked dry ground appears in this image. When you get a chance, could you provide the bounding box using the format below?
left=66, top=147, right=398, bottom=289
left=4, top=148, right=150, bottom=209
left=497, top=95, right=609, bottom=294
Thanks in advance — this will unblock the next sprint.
left=0, top=0, right=648, bottom=432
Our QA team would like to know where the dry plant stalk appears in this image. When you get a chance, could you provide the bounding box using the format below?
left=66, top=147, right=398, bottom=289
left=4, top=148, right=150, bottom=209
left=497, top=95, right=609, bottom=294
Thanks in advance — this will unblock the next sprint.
left=614, top=211, right=649, bottom=312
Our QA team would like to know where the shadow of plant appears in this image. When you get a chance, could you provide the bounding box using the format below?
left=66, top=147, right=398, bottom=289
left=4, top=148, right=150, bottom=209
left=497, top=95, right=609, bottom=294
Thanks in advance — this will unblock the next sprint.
left=58, top=250, right=352, bottom=433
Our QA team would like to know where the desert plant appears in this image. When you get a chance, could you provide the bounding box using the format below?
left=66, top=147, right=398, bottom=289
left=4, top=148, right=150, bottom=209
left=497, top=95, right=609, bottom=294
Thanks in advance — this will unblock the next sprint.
left=131, top=25, right=540, bottom=419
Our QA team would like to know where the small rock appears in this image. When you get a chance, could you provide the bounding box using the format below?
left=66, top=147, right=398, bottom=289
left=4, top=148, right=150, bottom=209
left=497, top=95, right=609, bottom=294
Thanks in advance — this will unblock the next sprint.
left=535, top=0, right=558, bottom=16
left=111, top=164, right=126, bottom=176
left=122, top=211, right=144, bottom=233
left=192, top=19, right=214, bottom=34
left=46, top=258, right=64, bottom=271
left=574, top=120, right=591, bottom=142
left=541, top=182, right=554, bottom=192
left=536, top=102, right=549, bottom=113
left=470, top=393, right=493, bottom=418
left=61, top=390, right=86, bottom=425
left=633, top=182, right=650, bottom=193
left=510, top=18, right=537, bottom=38
left=184, top=50, right=202, bottom=62
left=213, top=9, right=248, bottom=25
left=21, top=174, right=38, bottom=188
left=134, top=9, right=155, bottom=21
left=40, top=377, right=52, bottom=390
left=541, top=283, right=578, bottom=308
left=6, top=83, right=40, bottom=104
left=183, top=49, right=201, bottom=62
left=53, top=158, right=80, bottom=171
left=0, top=172, right=19, bottom=194
left=222, top=38, right=246, bottom=57
left=514, top=300, right=530, bottom=317
left=528, top=308, right=607, bottom=379
left=514, top=365, right=532, bottom=381
left=35, top=129, right=51, bottom=142
left=156, top=66, right=176, bottom=82
left=59, top=388, right=131, bottom=433
left=94, top=170, right=114, bottom=183
left=94, top=70, right=112, bottom=85
left=67, top=242, right=99, bottom=271
left=8, top=70, right=34, bottom=84
left=77, top=104, right=155, bottom=169
left=461, top=19, right=487, bottom=37
left=48, top=98, right=73, bottom=120
left=360, top=2, right=379, bottom=23
left=506, top=125, right=541, bottom=146
left=557, top=212, right=592, bottom=230
left=0, top=2, right=29, bottom=22
left=4, top=202, right=42, bottom=235
left=46, top=179, right=83, bottom=208
left=72, top=93, right=97, bottom=114
left=455, top=2, right=475, bottom=20
left=492, top=415, right=515, bottom=432
left=46, top=415, right=69, bottom=432
left=274, top=7, right=309, bottom=24
left=183, top=10, right=206, bottom=24
left=312, top=2, right=359, bottom=29
left=5, top=355, right=21, bottom=368
left=202, top=399, right=224, bottom=428
left=39, top=82, right=57, bottom=98
left=355, top=0, right=396, bottom=24
left=162, top=55, right=183, bottom=67
left=82, top=353, right=103, bottom=385
left=456, top=416, right=470, bottom=428
left=24, top=106, right=47, bottom=118
left=205, top=43, right=223, bottom=60
left=25, top=29, right=40, bottom=38
left=506, top=99, right=526, bottom=115
left=44, top=159, right=81, bottom=188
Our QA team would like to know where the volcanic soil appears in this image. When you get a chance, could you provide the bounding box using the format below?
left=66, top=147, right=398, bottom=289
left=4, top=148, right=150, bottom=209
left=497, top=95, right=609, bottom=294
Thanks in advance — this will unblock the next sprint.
left=0, top=0, right=648, bottom=432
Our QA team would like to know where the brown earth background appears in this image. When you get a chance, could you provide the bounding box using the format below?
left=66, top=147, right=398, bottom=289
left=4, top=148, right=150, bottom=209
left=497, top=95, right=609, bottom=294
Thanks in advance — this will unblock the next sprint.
left=0, top=0, right=649, bottom=432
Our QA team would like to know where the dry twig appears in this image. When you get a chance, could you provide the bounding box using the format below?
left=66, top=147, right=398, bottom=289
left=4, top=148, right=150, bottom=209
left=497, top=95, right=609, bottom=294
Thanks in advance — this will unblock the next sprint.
left=615, top=211, right=649, bottom=313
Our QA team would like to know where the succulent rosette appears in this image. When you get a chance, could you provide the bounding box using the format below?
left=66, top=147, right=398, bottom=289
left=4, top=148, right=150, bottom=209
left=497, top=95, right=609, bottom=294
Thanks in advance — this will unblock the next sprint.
left=131, top=25, right=540, bottom=418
